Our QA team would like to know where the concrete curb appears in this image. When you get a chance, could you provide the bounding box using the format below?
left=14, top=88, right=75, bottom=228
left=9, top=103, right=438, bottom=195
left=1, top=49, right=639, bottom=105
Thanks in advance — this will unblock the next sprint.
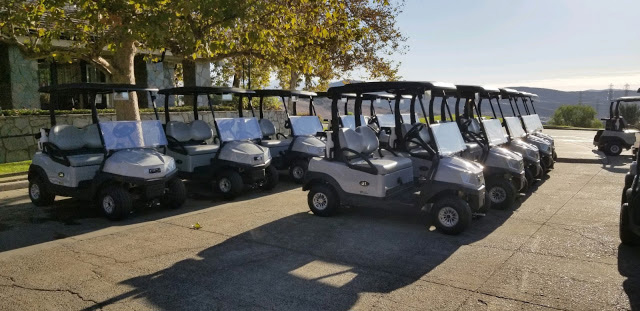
left=0, top=171, right=28, bottom=178
left=0, top=180, right=28, bottom=191
left=555, top=157, right=604, bottom=164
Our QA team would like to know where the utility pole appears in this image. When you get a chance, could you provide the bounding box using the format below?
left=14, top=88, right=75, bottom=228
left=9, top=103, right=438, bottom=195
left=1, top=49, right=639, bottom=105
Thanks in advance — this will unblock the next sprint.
left=625, top=83, right=630, bottom=96
left=608, top=84, right=614, bottom=102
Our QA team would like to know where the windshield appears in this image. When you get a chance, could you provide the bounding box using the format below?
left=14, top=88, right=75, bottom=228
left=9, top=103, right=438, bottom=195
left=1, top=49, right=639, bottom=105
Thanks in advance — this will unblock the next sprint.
left=340, top=115, right=367, bottom=129
left=290, top=116, right=323, bottom=136
left=216, top=118, right=262, bottom=142
left=482, top=119, right=508, bottom=146
left=430, top=122, right=467, bottom=156
left=100, top=120, right=167, bottom=151
left=376, top=114, right=396, bottom=128
left=505, top=117, right=526, bottom=138
left=522, top=115, right=542, bottom=133
left=401, top=113, right=412, bottom=123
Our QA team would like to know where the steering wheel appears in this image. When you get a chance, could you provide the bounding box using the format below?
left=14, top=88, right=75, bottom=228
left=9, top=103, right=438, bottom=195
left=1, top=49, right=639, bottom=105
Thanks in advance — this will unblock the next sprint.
left=403, top=123, right=426, bottom=143
left=112, top=123, right=136, bottom=138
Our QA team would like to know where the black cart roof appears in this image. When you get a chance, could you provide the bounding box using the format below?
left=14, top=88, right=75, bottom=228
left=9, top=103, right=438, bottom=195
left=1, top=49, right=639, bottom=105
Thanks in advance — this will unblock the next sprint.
left=158, top=86, right=254, bottom=95
left=328, top=81, right=456, bottom=96
left=454, top=85, right=501, bottom=97
left=315, top=91, right=358, bottom=99
left=499, top=88, right=521, bottom=97
left=617, top=96, right=640, bottom=102
left=252, top=89, right=317, bottom=97
left=39, top=83, right=158, bottom=94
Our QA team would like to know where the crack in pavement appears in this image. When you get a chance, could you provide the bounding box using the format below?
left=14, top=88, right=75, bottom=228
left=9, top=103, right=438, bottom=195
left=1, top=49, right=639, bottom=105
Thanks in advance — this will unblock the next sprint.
left=0, top=283, right=100, bottom=309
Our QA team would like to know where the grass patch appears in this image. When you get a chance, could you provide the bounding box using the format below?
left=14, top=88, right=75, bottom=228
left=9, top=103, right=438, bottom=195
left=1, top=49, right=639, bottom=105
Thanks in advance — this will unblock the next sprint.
left=0, top=160, right=31, bottom=175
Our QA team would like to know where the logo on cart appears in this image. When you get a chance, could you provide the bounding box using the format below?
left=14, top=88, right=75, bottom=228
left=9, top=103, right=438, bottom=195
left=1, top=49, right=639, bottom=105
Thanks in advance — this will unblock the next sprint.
left=149, top=168, right=161, bottom=174
left=359, top=181, right=369, bottom=187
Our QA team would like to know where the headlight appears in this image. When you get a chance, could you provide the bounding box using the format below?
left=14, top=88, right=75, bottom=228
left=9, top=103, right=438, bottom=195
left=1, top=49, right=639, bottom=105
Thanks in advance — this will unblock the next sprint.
left=507, top=158, right=523, bottom=172
left=461, top=171, right=483, bottom=188
left=526, top=148, right=539, bottom=160
left=166, top=158, right=176, bottom=172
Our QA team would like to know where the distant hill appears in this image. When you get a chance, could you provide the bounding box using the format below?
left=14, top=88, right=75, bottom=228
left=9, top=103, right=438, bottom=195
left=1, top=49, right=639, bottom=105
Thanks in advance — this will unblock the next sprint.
left=310, top=86, right=635, bottom=123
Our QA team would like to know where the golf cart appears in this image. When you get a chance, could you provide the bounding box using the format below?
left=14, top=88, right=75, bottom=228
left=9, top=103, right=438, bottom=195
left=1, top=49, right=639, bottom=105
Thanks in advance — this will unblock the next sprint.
left=29, top=83, right=186, bottom=220
left=479, top=88, right=544, bottom=185
left=249, top=89, right=326, bottom=183
left=303, top=81, right=487, bottom=235
left=156, top=87, right=277, bottom=199
left=519, top=92, right=556, bottom=150
left=593, top=94, right=640, bottom=156
left=447, top=85, right=526, bottom=209
left=500, top=88, right=555, bottom=173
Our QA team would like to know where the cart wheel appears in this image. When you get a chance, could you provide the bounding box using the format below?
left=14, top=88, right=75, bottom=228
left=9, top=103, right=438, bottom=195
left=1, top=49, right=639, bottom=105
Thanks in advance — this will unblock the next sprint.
left=289, top=160, right=308, bottom=184
left=552, top=149, right=558, bottom=161
left=525, top=166, right=535, bottom=189
left=28, top=176, right=55, bottom=206
left=520, top=177, right=529, bottom=194
left=163, top=178, right=186, bottom=209
left=620, top=203, right=640, bottom=246
left=261, top=165, right=279, bottom=190
left=487, top=178, right=516, bottom=210
left=308, top=184, right=339, bottom=217
left=431, top=196, right=471, bottom=235
left=215, top=170, right=244, bottom=200
left=605, top=143, right=623, bottom=156
left=98, top=186, right=132, bottom=221
left=622, top=174, right=635, bottom=205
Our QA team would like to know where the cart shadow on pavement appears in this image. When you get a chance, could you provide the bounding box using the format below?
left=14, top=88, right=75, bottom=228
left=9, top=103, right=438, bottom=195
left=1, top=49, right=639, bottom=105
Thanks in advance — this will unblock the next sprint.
left=618, top=245, right=640, bottom=310
left=602, top=154, right=635, bottom=174
left=0, top=181, right=301, bottom=253
left=82, top=204, right=518, bottom=310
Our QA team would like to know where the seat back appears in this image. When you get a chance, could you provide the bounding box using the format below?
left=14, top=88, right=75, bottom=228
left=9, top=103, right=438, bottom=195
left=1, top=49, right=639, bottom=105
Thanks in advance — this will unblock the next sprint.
left=166, top=121, right=191, bottom=143
left=468, top=119, right=482, bottom=135
left=49, top=125, right=85, bottom=150
left=190, top=120, right=213, bottom=141
left=83, top=124, right=103, bottom=149
left=338, top=128, right=364, bottom=159
left=259, top=119, right=276, bottom=138
left=356, top=126, right=379, bottom=155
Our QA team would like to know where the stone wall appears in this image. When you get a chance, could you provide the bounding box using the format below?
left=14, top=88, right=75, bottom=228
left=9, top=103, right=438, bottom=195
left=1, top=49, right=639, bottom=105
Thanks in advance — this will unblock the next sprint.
left=9, top=46, right=40, bottom=109
left=146, top=62, right=176, bottom=107
left=0, top=110, right=288, bottom=163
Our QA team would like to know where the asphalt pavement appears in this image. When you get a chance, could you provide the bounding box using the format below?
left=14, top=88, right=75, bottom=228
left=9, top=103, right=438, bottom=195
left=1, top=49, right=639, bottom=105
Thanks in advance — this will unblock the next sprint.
left=0, top=129, right=639, bottom=310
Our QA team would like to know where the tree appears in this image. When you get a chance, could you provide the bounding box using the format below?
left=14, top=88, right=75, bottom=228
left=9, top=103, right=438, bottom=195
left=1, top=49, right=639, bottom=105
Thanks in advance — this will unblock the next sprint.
left=619, top=103, right=640, bottom=127
left=550, top=105, right=602, bottom=128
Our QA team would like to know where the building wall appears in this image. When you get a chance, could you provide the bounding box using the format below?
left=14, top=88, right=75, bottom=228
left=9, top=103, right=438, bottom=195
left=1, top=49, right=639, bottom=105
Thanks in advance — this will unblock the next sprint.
left=8, top=46, right=40, bottom=109
left=195, top=61, right=212, bottom=106
left=146, top=62, right=176, bottom=108
left=0, top=110, right=288, bottom=163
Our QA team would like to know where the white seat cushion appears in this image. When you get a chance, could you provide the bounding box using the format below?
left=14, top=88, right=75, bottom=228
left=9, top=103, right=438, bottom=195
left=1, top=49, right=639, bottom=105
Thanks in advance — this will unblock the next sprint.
left=350, top=157, right=413, bottom=174
left=261, top=139, right=292, bottom=148
left=67, top=154, right=104, bottom=167
left=183, top=144, right=219, bottom=155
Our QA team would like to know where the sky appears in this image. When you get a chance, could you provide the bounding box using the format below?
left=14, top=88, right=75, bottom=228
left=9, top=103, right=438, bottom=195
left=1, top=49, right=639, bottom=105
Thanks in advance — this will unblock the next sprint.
left=377, top=0, right=640, bottom=91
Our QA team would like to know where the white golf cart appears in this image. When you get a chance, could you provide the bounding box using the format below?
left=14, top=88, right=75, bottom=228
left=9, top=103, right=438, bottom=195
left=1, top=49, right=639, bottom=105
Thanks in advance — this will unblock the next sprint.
left=29, top=83, right=186, bottom=220
left=156, top=87, right=277, bottom=199
left=303, top=82, right=487, bottom=235
left=594, top=94, right=640, bottom=156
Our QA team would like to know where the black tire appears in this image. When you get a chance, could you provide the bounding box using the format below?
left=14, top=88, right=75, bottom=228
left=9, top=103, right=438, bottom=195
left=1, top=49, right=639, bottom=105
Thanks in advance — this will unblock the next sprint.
left=525, top=166, right=535, bottom=190
left=520, top=177, right=529, bottom=194
left=163, top=178, right=186, bottom=209
left=261, top=165, right=279, bottom=190
left=487, top=177, right=517, bottom=210
left=477, top=191, right=491, bottom=214
left=289, top=160, right=308, bottom=184
left=540, top=156, right=551, bottom=174
left=622, top=174, right=634, bottom=205
left=605, top=143, right=623, bottom=156
left=215, top=170, right=244, bottom=200
left=620, top=203, right=640, bottom=246
left=28, top=176, right=55, bottom=207
left=431, top=196, right=472, bottom=235
left=98, top=186, right=132, bottom=221
left=552, top=149, right=558, bottom=161
left=308, top=184, right=339, bottom=217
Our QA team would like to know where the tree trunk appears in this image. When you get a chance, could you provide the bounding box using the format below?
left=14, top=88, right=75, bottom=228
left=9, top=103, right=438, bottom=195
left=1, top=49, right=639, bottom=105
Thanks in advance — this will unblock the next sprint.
left=182, top=59, right=197, bottom=107
left=111, top=38, right=140, bottom=121
left=232, top=72, right=240, bottom=88
left=287, top=71, right=299, bottom=111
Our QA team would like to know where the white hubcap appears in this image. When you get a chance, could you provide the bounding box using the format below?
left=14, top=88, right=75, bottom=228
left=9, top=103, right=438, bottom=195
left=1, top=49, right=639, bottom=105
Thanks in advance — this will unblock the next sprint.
left=30, top=183, right=40, bottom=200
left=312, top=192, right=328, bottom=210
left=489, top=186, right=507, bottom=203
left=219, top=178, right=232, bottom=193
left=102, top=195, right=115, bottom=214
left=292, top=166, right=305, bottom=180
left=438, top=206, right=459, bottom=227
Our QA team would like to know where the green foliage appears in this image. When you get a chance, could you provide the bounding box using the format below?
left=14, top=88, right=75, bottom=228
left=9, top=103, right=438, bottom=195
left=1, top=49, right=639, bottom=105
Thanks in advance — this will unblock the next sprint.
left=0, top=160, right=31, bottom=173
left=550, top=105, right=602, bottom=128
left=619, top=103, right=640, bottom=127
